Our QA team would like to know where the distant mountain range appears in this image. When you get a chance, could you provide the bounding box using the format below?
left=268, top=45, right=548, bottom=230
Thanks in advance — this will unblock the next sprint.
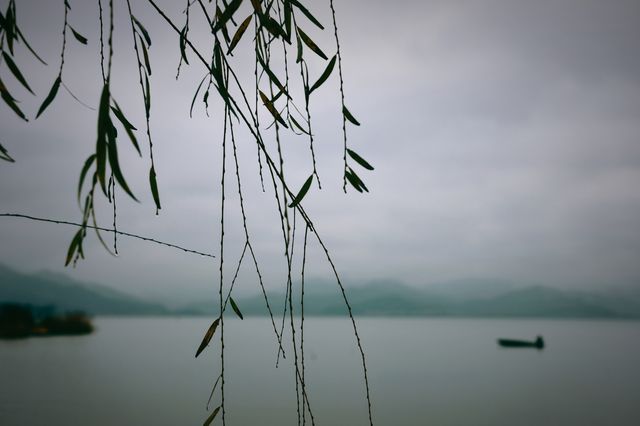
left=0, top=264, right=168, bottom=315
left=2, top=264, right=639, bottom=318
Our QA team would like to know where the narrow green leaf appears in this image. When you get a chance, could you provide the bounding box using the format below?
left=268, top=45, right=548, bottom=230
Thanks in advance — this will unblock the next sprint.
left=0, top=80, right=28, bottom=121
left=342, top=105, right=360, bottom=126
left=65, top=229, right=83, bottom=266
left=2, top=51, right=34, bottom=94
left=0, top=142, right=15, bottom=162
left=345, top=168, right=369, bottom=193
left=229, top=297, right=244, bottom=320
left=195, top=317, right=220, bottom=358
left=295, top=33, right=303, bottom=63
left=212, top=0, right=242, bottom=33
left=249, top=0, right=263, bottom=15
left=347, top=149, right=374, bottom=170
left=297, top=28, right=328, bottom=60
left=110, top=104, right=137, bottom=130
left=289, top=115, right=310, bottom=135
left=227, top=14, right=252, bottom=54
left=259, top=90, right=288, bottom=128
left=106, top=125, right=138, bottom=201
left=111, top=102, right=141, bottom=156
left=16, top=26, right=47, bottom=65
left=214, top=6, right=231, bottom=44
left=284, top=0, right=292, bottom=41
left=190, top=74, right=208, bottom=118
left=149, top=166, right=161, bottom=212
left=144, top=74, right=151, bottom=114
left=96, top=84, right=111, bottom=194
left=77, top=154, right=96, bottom=202
left=290, top=0, right=324, bottom=30
left=179, top=25, right=189, bottom=65
left=203, top=406, right=221, bottom=426
left=256, top=52, right=288, bottom=95
left=309, top=55, right=336, bottom=94
left=69, top=25, right=88, bottom=44
left=261, top=15, right=285, bottom=40
left=140, top=37, right=152, bottom=75
left=289, top=174, right=313, bottom=207
left=36, top=76, right=61, bottom=118
left=132, top=16, right=152, bottom=46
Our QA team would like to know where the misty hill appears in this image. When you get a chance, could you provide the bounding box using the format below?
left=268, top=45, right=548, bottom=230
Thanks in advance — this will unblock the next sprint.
left=0, top=264, right=168, bottom=315
left=3, top=263, right=639, bottom=318
left=180, top=279, right=640, bottom=319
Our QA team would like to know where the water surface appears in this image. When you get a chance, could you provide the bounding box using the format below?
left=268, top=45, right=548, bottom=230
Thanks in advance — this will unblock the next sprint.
left=1, top=317, right=639, bottom=425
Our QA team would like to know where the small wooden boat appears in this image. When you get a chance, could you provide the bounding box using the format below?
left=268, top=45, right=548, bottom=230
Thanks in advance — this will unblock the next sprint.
left=497, top=335, right=544, bottom=349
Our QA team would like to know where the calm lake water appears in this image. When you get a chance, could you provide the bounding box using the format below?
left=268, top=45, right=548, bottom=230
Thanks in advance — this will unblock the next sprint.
left=1, top=317, right=639, bottom=425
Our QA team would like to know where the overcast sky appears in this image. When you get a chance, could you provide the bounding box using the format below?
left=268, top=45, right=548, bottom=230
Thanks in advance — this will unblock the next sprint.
left=1, top=0, right=639, bottom=304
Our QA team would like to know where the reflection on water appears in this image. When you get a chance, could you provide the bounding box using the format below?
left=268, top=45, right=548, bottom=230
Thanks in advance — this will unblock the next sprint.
left=1, top=317, right=639, bottom=425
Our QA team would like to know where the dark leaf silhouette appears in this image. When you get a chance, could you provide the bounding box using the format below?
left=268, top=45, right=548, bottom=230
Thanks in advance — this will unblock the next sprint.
left=343, top=106, right=360, bottom=126
left=298, top=28, right=328, bottom=60
left=228, top=14, right=252, bottom=54
left=36, top=76, right=61, bottom=119
left=2, top=51, right=34, bottom=94
left=289, top=174, right=313, bottom=207
left=69, top=26, right=88, bottom=44
left=347, top=149, right=374, bottom=170
left=230, top=297, right=244, bottom=320
left=196, top=317, right=221, bottom=358
left=309, top=55, right=336, bottom=94
left=203, top=406, right=221, bottom=426
left=0, top=142, right=15, bottom=162
left=149, top=166, right=161, bottom=212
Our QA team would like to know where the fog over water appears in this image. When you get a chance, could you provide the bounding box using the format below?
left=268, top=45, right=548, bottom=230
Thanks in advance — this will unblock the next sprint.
left=1, top=0, right=640, bottom=303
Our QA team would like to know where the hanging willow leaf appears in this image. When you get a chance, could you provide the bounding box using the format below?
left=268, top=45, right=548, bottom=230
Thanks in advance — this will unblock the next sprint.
left=149, top=165, right=161, bottom=212
left=227, top=14, right=252, bottom=54
left=343, top=105, right=360, bottom=126
left=290, top=0, right=324, bottom=30
left=195, top=317, right=220, bottom=358
left=297, top=28, right=328, bottom=60
left=111, top=102, right=141, bottom=156
left=259, top=90, right=288, bottom=128
left=345, top=168, right=369, bottom=193
left=289, top=115, right=310, bottom=135
left=65, top=228, right=84, bottom=266
left=347, top=148, right=374, bottom=170
left=203, top=406, right=221, bottom=426
left=140, top=36, right=152, bottom=75
left=309, top=55, right=336, bottom=94
left=229, top=297, right=244, bottom=320
left=0, top=79, right=28, bottom=121
left=256, top=52, right=288, bottom=95
left=284, top=0, right=292, bottom=40
left=295, top=33, right=303, bottom=63
left=144, top=74, right=151, bottom=114
left=77, top=154, right=96, bottom=202
left=179, top=25, right=189, bottom=65
left=106, top=124, right=138, bottom=201
left=2, top=51, right=34, bottom=94
left=261, top=15, right=285, bottom=40
left=132, top=16, right=151, bottom=46
left=96, top=84, right=111, bottom=193
left=69, top=25, right=88, bottom=44
left=212, top=0, right=242, bottom=33
left=16, top=26, right=47, bottom=65
left=289, top=174, right=313, bottom=207
left=0, top=142, right=15, bottom=162
left=36, top=76, right=61, bottom=119
left=190, top=74, right=208, bottom=118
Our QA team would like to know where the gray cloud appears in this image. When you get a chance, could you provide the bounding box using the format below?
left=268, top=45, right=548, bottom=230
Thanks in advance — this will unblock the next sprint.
left=1, top=0, right=640, bottom=302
